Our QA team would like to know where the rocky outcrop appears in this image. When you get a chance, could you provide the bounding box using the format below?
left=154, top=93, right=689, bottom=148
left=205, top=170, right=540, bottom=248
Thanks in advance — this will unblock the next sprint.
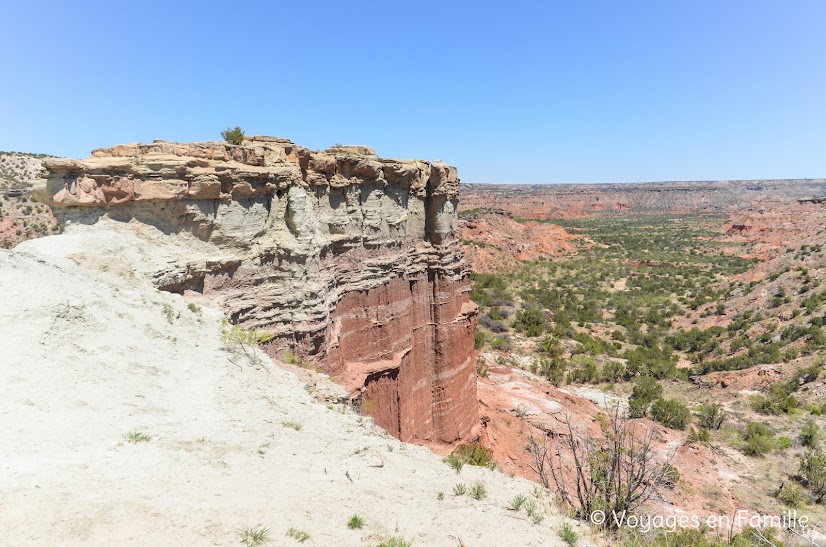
left=458, top=208, right=579, bottom=273
left=39, top=136, right=479, bottom=446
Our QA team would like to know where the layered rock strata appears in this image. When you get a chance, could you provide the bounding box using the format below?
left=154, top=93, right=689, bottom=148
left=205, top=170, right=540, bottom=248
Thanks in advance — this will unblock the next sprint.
left=39, top=136, right=478, bottom=445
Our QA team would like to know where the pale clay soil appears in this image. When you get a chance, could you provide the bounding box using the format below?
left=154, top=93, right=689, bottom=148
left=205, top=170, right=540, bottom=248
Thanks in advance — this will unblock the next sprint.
left=0, top=228, right=569, bottom=546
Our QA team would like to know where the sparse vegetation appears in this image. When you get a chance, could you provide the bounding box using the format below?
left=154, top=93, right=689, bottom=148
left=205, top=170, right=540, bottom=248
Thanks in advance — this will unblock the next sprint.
left=469, top=481, right=488, bottom=500
left=239, top=525, right=271, bottom=546
left=526, top=406, right=671, bottom=528
left=508, top=493, right=527, bottom=511
left=377, top=537, right=412, bottom=547
left=800, top=419, right=822, bottom=448
left=282, top=420, right=302, bottom=431
left=123, top=430, right=152, bottom=443
left=286, top=527, right=310, bottom=543
left=696, top=402, right=726, bottom=430
left=443, top=453, right=464, bottom=474
left=742, top=422, right=778, bottom=457
left=452, top=482, right=467, bottom=496
left=798, top=445, right=826, bottom=502
left=649, top=397, right=691, bottom=430
left=775, top=480, right=808, bottom=508
left=451, top=441, right=495, bottom=469
left=221, top=321, right=264, bottom=367
left=346, top=514, right=365, bottom=529
left=558, top=522, right=578, bottom=546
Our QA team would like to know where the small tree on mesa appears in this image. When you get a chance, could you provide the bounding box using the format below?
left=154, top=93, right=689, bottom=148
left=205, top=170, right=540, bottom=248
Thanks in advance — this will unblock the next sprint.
left=221, top=126, right=245, bottom=145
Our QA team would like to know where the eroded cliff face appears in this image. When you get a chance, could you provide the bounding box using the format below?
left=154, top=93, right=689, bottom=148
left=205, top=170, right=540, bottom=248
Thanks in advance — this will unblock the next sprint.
left=39, top=136, right=478, bottom=445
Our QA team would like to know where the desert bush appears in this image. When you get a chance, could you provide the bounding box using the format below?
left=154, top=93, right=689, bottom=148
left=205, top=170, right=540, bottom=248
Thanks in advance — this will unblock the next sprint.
left=453, top=441, right=495, bottom=469
left=774, top=436, right=792, bottom=451
left=798, top=446, right=826, bottom=502
left=221, top=126, right=245, bottom=145
left=750, top=383, right=799, bottom=415
left=346, top=514, right=365, bottom=529
left=559, top=522, right=578, bottom=546
left=123, top=430, right=152, bottom=443
left=800, top=419, right=822, bottom=448
left=566, top=358, right=599, bottom=384
left=696, top=402, right=726, bottom=430
left=286, top=527, right=310, bottom=543
left=508, top=493, right=527, bottom=511
left=540, top=357, right=566, bottom=385
left=514, top=307, right=545, bottom=337
left=687, top=427, right=711, bottom=443
left=650, top=398, right=691, bottom=430
left=469, top=481, right=488, bottom=500
left=221, top=321, right=264, bottom=367
left=452, top=482, right=467, bottom=496
left=628, top=376, right=662, bottom=418
left=443, top=453, right=464, bottom=474
left=526, top=406, right=672, bottom=528
left=479, top=314, right=507, bottom=332
left=661, top=463, right=680, bottom=488
left=742, top=422, right=775, bottom=457
left=776, top=481, right=808, bottom=508
left=239, top=525, right=271, bottom=546
left=489, top=335, right=510, bottom=351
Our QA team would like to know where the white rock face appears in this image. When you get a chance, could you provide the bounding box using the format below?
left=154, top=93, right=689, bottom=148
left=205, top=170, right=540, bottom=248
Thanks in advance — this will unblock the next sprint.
left=0, top=248, right=564, bottom=545
left=32, top=138, right=481, bottom=446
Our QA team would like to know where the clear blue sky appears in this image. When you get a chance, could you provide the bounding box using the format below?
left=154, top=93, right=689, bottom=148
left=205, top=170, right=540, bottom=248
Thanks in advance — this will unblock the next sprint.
left=2, top=1, right=824, bottom=183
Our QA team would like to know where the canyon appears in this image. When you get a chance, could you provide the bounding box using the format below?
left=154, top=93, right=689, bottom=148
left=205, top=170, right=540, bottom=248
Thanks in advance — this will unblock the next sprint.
left=460, top=179, right=826, bottom=218
left=6, top=141, right=826, bottom=544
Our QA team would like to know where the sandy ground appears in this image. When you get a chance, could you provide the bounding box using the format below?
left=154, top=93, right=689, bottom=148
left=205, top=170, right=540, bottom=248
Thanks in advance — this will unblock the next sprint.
left=0, top=240, right=568, bottom=546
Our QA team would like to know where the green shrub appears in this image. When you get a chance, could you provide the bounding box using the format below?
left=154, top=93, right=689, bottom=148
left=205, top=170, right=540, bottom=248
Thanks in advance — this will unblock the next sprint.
left=221, top=126, right=245, bottom=145
left=508, top=493, right=527, bottom=511
left=469, top=481, right=488, bottom=500
left=443, top=453, right=464, bottom=474
left=774, top=436, right=792, bottom=451
left=696, top=402, right=726, bottom=430
left=687, top=427, right=711, bottom=443
left=559, top=522, right=578, bottom=545
left=346, top=514, right=365, bottom=529
left=453, top=441, right=495, bottom=469
left=628, top=376, right=662, bottom=418
left=750, top=384, right=799, bottom=415
left=239, top=525, right=271, bottom=546
left=474, top=330, right=487, bottom=349
left=776, top=481, right=808, bottom=508
left=662, top=463, right=680, bottom=488
left=650, top=398, right=691, bottom=430
left=800, top=419, right=822, bottom=448
left=514, top=307, right=545, bottom=337
left=286, top=527, right=310, bottom=543
left=798, top=446, right=826, bottom=502
left=742, top=422, right=775, bottom=457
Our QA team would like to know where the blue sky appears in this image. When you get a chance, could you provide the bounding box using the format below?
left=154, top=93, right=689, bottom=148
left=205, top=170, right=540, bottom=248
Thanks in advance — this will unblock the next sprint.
left=1, top=1, right=824, bottom=183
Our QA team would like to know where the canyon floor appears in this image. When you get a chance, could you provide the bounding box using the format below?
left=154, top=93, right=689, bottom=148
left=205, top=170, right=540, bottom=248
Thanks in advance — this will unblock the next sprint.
left=0, top=232, right=569, bottom=547
left=458, top=187, right=826, bottom=545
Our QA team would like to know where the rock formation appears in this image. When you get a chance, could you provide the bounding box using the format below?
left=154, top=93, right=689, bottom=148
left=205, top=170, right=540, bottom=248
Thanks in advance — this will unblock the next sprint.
left=458, top=208, right=579, bottom=273
left=38, top=136, right=479, bottom=446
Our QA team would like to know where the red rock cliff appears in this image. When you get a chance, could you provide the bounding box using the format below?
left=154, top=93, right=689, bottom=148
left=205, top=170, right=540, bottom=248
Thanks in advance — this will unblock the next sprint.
left=39, top=137, right=479, bottom=446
